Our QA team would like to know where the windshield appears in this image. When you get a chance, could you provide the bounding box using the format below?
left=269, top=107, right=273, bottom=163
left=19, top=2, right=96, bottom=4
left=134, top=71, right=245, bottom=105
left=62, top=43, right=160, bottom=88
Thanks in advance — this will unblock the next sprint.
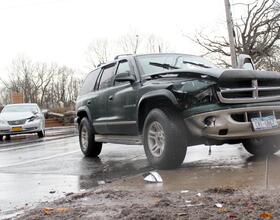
left=2, top=105, right=39, bottom=113
left=136, top=54, right=217, bottom=76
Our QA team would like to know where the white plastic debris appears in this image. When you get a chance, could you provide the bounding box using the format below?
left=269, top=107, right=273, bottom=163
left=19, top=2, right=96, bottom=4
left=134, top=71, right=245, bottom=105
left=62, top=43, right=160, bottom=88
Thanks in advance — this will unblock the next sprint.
left=215, top=203, right=223, bottom=208
left=185, top=200, right=192, bottom=203
left=196, top=193, right=202, bottom=197
left=186, top=203, right=203, bottom=207
left=180, top=190, right=190, bottom=194
left=144, top=171, right=163, bottom=183
left=97, top=180, right=106, bottom=185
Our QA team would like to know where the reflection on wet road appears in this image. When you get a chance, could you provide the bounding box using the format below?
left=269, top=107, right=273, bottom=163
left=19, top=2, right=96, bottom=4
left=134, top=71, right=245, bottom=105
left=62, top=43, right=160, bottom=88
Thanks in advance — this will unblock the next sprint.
left=0, top=136, right=149, bottom=217
left=0, top=135, right=280, bottom=218
left=113, top=144, right=280, bottom=192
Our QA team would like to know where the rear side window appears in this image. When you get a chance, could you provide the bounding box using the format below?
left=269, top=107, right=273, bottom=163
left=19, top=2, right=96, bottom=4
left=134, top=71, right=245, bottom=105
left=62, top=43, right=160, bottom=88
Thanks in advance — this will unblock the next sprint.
left=79, top=69, right=100, bottom=95
left=98, top=64, right=116, bottom=90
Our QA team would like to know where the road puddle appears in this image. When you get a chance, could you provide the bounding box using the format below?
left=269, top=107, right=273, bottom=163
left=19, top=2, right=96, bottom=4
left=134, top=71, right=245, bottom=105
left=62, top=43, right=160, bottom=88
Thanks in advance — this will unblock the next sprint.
left=111, top=144, right=280, bottom=192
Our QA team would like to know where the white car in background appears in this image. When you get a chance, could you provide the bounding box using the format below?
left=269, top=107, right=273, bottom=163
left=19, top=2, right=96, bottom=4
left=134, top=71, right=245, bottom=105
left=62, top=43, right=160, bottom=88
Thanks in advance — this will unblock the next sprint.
left=0, top=103, right=45, bottom=141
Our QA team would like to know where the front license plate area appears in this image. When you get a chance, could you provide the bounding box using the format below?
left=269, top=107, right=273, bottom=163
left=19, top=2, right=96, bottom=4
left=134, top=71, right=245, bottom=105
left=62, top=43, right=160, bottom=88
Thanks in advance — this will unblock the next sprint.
left=11, top=127, right=23, bottom=132
left=251, top=115, right=278, bottom=131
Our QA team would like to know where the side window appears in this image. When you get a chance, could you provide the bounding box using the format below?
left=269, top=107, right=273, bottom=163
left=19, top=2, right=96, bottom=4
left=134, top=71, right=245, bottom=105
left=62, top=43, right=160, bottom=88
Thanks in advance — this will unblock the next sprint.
left=98, top=64, right=116, bottom=90
left=79, top=69, right=100, bottom=95
left=114, top=60, right=131, bottom=86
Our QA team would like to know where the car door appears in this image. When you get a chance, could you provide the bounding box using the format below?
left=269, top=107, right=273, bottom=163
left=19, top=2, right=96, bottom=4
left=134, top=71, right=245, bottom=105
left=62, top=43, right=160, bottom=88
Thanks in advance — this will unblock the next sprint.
left=89, top=63, right=116, bottom=134
left=106, top=59, right=138, bottom=135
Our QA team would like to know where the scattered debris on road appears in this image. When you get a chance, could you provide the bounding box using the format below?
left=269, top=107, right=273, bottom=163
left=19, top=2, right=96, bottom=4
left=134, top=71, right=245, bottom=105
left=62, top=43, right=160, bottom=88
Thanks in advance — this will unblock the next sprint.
left=144, top=171, right=163, bottom=183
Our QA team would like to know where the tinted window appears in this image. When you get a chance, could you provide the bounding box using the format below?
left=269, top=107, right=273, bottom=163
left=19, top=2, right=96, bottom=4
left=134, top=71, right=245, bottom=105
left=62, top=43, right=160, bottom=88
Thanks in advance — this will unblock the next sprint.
left=114, top=60, right=131, bottom=85
left=99, top=64, right=116, bottom=90
left=80, top=69, right=100, bottom=95
left=116, top=60, right=130, bottom=75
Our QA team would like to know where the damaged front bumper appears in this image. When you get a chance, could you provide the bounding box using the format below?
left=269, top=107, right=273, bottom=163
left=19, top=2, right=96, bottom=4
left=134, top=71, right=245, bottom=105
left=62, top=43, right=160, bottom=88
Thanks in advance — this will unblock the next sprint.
left=184, top=104, right=280, bottom=140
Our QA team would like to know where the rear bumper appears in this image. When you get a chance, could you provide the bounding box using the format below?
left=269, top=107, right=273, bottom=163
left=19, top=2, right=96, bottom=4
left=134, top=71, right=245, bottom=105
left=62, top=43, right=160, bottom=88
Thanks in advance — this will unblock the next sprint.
left=184, top=105, right=280, bottom=140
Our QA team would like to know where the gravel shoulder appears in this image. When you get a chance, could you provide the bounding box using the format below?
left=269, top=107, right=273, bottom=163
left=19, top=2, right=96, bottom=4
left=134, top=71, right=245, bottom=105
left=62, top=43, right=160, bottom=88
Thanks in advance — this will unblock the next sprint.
left=14, top=186, right=280, bottom=220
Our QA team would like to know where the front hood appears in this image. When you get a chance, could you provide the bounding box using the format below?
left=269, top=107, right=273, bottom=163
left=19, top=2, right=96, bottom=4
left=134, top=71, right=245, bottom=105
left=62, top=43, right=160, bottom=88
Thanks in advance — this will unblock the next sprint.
left=218, top=69, right=280, bottom=86
left=0, top=112, right=35, bottom=121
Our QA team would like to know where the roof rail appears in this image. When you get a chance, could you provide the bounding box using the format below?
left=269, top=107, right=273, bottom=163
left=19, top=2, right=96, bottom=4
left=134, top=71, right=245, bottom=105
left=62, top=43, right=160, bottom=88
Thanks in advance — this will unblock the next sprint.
left=114, top=54, right=133, bottom=60
left=97, top=63, right=104, bottom=67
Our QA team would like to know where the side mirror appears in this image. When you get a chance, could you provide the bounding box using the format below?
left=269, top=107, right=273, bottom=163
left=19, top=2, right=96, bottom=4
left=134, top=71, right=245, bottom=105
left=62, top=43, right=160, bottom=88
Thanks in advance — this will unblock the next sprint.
left=115, top=72, right=136, bottom=83
left=237, top=54, right=255, bottom=70
left=32, top=110, right=39, bottom=114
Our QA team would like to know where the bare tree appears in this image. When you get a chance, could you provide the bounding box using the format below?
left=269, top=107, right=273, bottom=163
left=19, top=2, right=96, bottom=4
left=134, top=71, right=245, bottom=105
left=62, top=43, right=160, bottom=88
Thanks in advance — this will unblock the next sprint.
left=86, top=39, right=111, bottom=68
left=0, top=56, right=81, bottom=109
left=119, top=33, right=140, bottom=54
left=145, top=34, right=172, bottom=53
left=190, top=0, right=280, bottom=68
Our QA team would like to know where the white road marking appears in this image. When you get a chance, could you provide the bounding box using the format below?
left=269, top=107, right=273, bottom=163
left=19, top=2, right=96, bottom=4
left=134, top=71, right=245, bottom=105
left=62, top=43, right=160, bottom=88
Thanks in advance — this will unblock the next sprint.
left=0, top=135, right=77, bottom=152
left=0, top=150, right=80, bottom=168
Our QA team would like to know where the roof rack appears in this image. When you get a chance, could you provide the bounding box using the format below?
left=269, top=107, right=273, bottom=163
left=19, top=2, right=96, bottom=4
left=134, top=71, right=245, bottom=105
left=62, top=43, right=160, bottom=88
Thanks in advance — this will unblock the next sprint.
left=114, top=54, right=133, bottom=60
left=97, top=63, right=104, bottom=67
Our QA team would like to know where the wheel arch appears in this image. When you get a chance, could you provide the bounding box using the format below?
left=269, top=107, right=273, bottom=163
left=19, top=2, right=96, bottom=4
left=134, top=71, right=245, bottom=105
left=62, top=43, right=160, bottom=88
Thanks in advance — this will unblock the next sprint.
left=76, top=106, right=93, bottom=125
left=137, top=89, right=181, bottom=134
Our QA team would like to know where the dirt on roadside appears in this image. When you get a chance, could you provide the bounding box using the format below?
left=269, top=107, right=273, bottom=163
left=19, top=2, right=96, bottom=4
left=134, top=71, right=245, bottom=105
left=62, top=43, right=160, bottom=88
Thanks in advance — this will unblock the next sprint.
left=14, top=186, right=280, bottom=220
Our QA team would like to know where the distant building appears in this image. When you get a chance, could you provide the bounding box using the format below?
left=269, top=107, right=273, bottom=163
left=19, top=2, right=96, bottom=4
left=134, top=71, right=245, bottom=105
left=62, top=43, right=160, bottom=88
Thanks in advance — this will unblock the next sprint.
left=11, top=91, right=24, bottom=104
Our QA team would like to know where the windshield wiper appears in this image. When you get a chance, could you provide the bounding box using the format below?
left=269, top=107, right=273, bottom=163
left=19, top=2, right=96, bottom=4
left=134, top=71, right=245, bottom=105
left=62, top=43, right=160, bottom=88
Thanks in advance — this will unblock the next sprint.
left=149, top=62, right=179, bottom=70
left=183, top=61, right=211, bottom=68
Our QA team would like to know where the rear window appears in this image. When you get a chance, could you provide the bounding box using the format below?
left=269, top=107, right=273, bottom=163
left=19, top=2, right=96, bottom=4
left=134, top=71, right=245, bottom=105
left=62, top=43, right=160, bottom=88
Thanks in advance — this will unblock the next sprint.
left=79, top=69, right=100, bottom=95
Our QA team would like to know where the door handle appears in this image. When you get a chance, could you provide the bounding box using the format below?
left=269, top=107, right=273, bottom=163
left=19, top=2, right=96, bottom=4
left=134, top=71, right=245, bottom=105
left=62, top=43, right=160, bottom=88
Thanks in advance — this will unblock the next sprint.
left=108, top=95, right=114, bottom=101
left=87, top=100, right=91, bottom=105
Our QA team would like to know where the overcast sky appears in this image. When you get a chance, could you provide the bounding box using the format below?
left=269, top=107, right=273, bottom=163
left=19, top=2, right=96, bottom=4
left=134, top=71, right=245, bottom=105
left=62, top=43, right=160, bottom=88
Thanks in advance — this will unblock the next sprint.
left=0, top=0, right=241, bottom=77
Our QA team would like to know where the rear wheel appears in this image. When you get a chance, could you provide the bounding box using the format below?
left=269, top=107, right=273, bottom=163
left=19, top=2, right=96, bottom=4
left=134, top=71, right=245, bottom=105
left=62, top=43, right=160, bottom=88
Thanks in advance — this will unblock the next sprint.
left=38, top=130, right=45, bottom=138
left=242, top=136, right=280, bottom=156
left=0, top=135, right=3, bottom=141
left=143, top=108, right=187, bottom=169
left=79, top=117, right=102, bottom=157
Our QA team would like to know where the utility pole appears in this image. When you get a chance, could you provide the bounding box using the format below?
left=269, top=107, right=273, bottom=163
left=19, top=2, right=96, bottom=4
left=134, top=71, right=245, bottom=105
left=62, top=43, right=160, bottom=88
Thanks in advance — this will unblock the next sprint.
left=224, top=0, right=238, bottom=68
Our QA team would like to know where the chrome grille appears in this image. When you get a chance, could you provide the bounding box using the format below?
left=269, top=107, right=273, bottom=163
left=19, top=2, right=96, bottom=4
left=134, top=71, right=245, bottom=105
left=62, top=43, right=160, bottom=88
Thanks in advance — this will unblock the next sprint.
left=217, top=79, right=280, bottom=103
left=8, top=119, right=26, bottom=125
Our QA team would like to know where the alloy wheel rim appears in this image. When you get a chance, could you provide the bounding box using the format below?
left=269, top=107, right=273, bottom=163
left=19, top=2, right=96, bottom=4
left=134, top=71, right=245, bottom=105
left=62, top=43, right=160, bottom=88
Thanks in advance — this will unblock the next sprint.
left=147, top=121, right=165, bottom=157
left=81, top=126, right=88, bottom=151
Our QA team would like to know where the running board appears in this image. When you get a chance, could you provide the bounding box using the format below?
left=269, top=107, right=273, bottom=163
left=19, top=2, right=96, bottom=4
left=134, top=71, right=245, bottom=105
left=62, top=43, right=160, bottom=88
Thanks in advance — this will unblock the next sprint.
left=95, top=135, right=142, bottom=145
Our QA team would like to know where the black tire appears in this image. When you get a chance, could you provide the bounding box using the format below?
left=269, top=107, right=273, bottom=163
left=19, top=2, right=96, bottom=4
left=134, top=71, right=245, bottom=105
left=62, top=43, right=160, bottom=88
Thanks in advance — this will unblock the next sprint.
left=0, top=135, right=3, bottom=141
left=5, top=135, right=11, bottom=141
left=243, top=136, right=280, bottom=156
left=79, top=117, right=102, bottom=157
left=38, top=130, right=45, bottom=138
left=143, top=108, right=187, bottom=169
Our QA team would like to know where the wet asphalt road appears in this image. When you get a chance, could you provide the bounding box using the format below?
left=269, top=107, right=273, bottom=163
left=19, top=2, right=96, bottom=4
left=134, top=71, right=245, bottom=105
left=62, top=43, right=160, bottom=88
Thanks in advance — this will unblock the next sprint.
left=1, top=131, right=280, bottom=218
left=0, top=133, right=149, bottom=218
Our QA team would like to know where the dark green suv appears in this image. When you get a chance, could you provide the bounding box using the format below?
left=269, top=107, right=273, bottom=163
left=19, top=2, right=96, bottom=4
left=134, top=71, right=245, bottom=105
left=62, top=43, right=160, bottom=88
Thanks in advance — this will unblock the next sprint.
left=76, top=53, right=280, bottom=169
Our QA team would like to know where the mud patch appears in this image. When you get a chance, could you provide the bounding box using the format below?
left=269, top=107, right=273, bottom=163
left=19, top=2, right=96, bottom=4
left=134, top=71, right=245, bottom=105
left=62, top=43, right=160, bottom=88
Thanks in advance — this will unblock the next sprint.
left=15, top=188, right=280, bottom=220
left=205, top=187, right=237, bottom=194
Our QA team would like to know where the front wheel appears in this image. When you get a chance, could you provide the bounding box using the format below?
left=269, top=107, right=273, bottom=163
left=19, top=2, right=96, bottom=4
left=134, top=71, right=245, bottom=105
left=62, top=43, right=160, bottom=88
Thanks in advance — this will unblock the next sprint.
left=38, top=130, right=45, bottom=138
left=5, top=135, right=11, bottom=141
left=79, top=117, right=102, bottom=157
left=242, top=136, right=280, bottom=156
left=143, top=108, right=187, bottom=169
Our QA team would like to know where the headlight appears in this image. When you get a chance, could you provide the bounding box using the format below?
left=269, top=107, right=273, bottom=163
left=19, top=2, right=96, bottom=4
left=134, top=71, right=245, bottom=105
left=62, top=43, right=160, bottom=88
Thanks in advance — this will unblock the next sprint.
left=28, top=115, right=41, bottom=122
